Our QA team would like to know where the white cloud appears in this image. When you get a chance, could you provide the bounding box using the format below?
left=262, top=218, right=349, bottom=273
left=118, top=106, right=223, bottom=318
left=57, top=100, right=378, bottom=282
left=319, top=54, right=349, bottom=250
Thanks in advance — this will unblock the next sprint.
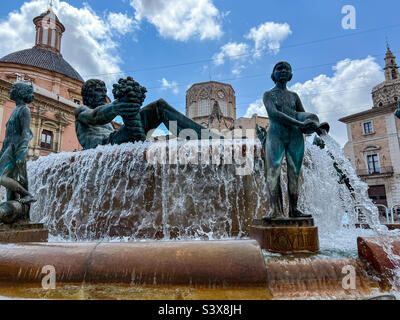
left=107, top=12, right=136, bottom=35
left=130, top=0, right=223, bottom=41
left=213, top=42, right=249, bottom=75
left=213, top=42, right=249, bottom=66
left=160, top=78, right=179, bottom=94
left=0, top=0, right=137, bottom=88
left=244, top=99, right=266, bottom=118
left=245, top=22, right=292, bottom=56
left=244, top=57, right=384, bottom=146
left=211, top=22, right=291, bottom=74
left=232, top=65, right=245, bottom=76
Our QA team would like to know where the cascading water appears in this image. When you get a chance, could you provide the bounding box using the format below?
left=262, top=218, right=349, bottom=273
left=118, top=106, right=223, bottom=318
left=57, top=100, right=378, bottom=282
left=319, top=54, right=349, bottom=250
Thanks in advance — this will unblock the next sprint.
left=27, top=140, right=267, bottom=240
left=299, top=134, right=385, bottom=255
left=318, top=135, right=400, bottom=298
left=25, top=136, right=396, bottom=246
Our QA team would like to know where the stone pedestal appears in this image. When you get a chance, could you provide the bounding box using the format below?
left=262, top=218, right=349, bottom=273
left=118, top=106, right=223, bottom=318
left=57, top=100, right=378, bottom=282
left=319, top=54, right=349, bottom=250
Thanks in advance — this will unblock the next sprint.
left=0, top=222, right=48, bottom=243
left=249, top=217, right=319, bottom=253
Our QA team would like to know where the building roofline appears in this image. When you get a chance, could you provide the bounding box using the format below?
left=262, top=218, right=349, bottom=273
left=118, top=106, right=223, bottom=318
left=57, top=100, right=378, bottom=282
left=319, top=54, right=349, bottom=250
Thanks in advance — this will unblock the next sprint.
left=339, top=103, right=398, bottom=123
left=0, top=77, right=78, bottom=109
left=236, top=114, right=269, bottom=120
left=0, top=60, right=84, bottom=85
left=186, top=81, right=235, bottom=93
left=372, top=78, right=400, bottom=92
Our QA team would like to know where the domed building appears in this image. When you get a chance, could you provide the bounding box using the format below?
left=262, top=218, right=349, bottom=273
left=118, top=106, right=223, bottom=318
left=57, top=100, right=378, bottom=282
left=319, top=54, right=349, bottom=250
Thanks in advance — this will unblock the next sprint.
left=0, top=5, right=85, bottom=158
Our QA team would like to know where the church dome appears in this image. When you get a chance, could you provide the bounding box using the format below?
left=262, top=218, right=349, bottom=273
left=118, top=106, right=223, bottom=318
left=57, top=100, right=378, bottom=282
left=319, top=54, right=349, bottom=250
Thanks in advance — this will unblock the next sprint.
left=0, top=4, right=84, bottom=83
left=0, top=47, right=84, bottom=82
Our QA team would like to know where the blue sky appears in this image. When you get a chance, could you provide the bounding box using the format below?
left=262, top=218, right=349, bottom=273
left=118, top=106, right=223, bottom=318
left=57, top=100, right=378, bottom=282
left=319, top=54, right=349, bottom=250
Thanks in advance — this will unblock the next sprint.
left=0, top=0, right=399, bottom=145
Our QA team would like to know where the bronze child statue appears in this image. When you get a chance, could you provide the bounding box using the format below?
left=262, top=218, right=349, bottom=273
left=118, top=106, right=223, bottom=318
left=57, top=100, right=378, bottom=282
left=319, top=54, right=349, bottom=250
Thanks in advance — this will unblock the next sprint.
left=0, top=82, right=36, bottom=224
left=263, top=61, right=329, bottom=219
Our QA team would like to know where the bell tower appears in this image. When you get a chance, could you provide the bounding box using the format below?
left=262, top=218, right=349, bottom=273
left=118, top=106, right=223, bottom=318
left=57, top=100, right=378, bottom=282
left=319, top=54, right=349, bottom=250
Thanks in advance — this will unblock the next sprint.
left=384, top=43, right=399, bottom=82
left=371, top=44, right=400, bottom=108
left=33, top=2, right=65, bottom=55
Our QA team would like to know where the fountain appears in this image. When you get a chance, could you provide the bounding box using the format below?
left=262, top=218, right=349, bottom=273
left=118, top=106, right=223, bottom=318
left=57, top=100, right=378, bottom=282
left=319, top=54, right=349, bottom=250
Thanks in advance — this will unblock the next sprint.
left=0, top=71, right=399, bottom=300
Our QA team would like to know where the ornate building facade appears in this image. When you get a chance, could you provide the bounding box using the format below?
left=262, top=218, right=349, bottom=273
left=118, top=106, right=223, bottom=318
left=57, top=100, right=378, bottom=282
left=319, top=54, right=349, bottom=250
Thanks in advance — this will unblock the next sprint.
left=339, top=46, right=400, bottom=215
left=186, top=81, right=270, bottom=137
left=0, top=6, right=84, bottom=158
left=186, top=81, right=236, bottom=133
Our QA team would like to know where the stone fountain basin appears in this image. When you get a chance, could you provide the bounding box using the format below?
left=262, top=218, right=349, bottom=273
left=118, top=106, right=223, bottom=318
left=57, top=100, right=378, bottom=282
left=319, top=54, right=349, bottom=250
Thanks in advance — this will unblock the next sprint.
left=0, top=237, right=398, bottom=300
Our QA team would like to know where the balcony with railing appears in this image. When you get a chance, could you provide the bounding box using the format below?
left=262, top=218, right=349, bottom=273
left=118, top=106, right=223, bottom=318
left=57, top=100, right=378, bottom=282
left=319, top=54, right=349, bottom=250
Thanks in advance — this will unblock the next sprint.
left=40, top=141, right=59, bottom=152
left=356, top=166, right=394, bottom=177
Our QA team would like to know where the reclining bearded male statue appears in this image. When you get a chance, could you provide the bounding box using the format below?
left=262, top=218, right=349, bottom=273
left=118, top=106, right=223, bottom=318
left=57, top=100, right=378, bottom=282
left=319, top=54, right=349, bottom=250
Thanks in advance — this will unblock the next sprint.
left=75, top=77, right=219, bottom=150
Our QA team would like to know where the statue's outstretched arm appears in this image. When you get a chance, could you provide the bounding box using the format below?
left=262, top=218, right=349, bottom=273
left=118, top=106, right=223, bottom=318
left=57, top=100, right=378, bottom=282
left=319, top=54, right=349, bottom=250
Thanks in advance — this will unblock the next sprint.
left=263, top=92, right=304, bottom=128
left=76, top=101, right=136, bottom=126
left=76, top=104, right=117, bottom=126
left=140, top=99, right=221, bottom=139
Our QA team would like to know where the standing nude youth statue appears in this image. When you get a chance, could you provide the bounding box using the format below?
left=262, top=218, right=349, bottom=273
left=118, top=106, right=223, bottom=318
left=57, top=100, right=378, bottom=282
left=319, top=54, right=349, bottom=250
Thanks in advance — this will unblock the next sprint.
left=0, top=82, right=36, bottom=224
left=263, top=62, right=329, bottom=219
left=75, top=77, right=218, bottom=150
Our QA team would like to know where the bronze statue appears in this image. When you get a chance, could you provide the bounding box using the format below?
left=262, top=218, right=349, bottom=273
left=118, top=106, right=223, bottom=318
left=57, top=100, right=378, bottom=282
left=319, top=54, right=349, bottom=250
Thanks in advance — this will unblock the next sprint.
left=0, top=82, right=36, bottom=224
left=263, top=61, right=329, bottom=219
left=395, top=102, right=400, bottom=119
left=75, top=77, right=218, bottom=150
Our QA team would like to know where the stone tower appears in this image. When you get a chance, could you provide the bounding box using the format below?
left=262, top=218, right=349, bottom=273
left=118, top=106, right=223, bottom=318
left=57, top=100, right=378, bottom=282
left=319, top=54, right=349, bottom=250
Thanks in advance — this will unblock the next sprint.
left=372, top=45, right=400, bottom=108
left=384, top=44, right=399, bottom=82
left=186, top=81, right=236, bottom=132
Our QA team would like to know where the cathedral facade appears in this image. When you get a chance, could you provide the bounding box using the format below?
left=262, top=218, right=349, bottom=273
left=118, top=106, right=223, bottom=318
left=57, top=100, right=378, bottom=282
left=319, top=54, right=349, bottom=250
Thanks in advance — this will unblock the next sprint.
left=185, top=81, right=270, bottom=137
left=186, top=81, right=236, bottom=133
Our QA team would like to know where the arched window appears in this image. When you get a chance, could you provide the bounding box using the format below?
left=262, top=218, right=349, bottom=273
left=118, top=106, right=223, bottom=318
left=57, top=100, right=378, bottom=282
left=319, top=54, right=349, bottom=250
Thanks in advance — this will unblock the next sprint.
left=392, top=69, right=397, bottom=79
left=42, top=28, right=49, bottom=45
left=219, top=101, right=228, bottom=117
left=198, top=100, right=211, bottom=116
left=51, top=29, right=56, bottom=47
